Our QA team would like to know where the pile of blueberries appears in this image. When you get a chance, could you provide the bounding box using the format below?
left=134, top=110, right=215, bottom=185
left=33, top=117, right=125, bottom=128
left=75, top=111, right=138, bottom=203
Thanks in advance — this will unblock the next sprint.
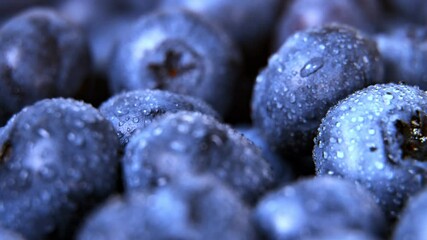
left=0, top=0, right=427, bottom=239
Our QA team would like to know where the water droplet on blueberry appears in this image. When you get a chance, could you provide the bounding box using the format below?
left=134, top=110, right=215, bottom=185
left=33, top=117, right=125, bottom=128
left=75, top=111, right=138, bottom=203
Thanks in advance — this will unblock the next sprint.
left=300, top=57, right=324, bottom=77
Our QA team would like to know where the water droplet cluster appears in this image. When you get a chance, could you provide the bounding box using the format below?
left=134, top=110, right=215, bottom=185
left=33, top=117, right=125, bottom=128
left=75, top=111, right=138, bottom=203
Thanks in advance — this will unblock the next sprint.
left=99, top=89, right=219, bottom=147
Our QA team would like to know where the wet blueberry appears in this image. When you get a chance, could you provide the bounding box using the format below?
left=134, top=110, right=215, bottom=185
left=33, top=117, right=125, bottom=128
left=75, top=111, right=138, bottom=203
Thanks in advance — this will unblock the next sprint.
left=77, top=174, right=255, bottom=240
left=253, top=176, right=386, bottom=240
left=393, top=187, right=427, bottom=239
left=122, top=111, right=274, bottom=204
left=375, top=25, right=427, bottom=89
left=99, top=89, right=219, bottom=147
left=0, top=98, right=121, bottom=240
left=0, top=8, right=91, bottom=125
left=314, top=83, right=427, bottom=219
left=252, top=24, right=384, bottom=173
left=108, top=10, right=241, bottom=117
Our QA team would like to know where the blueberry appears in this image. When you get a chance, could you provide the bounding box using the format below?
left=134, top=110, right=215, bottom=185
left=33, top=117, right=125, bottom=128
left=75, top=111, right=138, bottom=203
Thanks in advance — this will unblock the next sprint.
left=375, top=25, right=427, bottom=89
left=0, top=98, right=121, bottom=239
left=99, top=89, right=219, bottom=146
left=314, top=83, right=427, bottom=219
left=253, top=176, right=387, bottom=240
left=108, top=10, right=241, bottom=117
left=0, top=226, right=24, bottom=240
left=122, top=111, right=274, bottom=204
left=393, top=188, right=427, bottom=239
left=252, top=24, right=384, bottom=172
left=77, top=174, right=255, bottom=240
left=274, top=0, right=383, bottom=50
left=0, top=8, right=91, bottom=125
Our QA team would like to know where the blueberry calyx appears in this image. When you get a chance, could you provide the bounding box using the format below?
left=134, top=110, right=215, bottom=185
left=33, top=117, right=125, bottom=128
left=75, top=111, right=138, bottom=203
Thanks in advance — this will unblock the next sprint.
left=148, top=40, right=202, bottom=90
left=396, top=110, right=427, bottom=161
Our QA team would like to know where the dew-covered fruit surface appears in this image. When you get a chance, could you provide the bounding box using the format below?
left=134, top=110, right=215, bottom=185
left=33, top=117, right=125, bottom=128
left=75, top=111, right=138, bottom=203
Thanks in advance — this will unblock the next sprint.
left=99, top=89, right=219, bottom=147
left=108, top=9, right=241, bottom=117
left=0, top=7, right=91, bottom=125
left=253, top=176, right=386, bottom=240
left=0, top=98, right=121, bottom=240
left=252, top=24, right=384, bottom=165
left=122, top=111, right=275, bottom=204
left=314, top=83, right=427, bottom=219
left=77, top=175, right=255, bottom=240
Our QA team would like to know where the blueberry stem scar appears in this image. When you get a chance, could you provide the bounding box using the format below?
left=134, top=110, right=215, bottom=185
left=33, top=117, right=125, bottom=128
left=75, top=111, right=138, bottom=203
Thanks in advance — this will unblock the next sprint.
left=148, top=48, right=198, bottom=89
left=396, top=110, right=427, bottom=160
